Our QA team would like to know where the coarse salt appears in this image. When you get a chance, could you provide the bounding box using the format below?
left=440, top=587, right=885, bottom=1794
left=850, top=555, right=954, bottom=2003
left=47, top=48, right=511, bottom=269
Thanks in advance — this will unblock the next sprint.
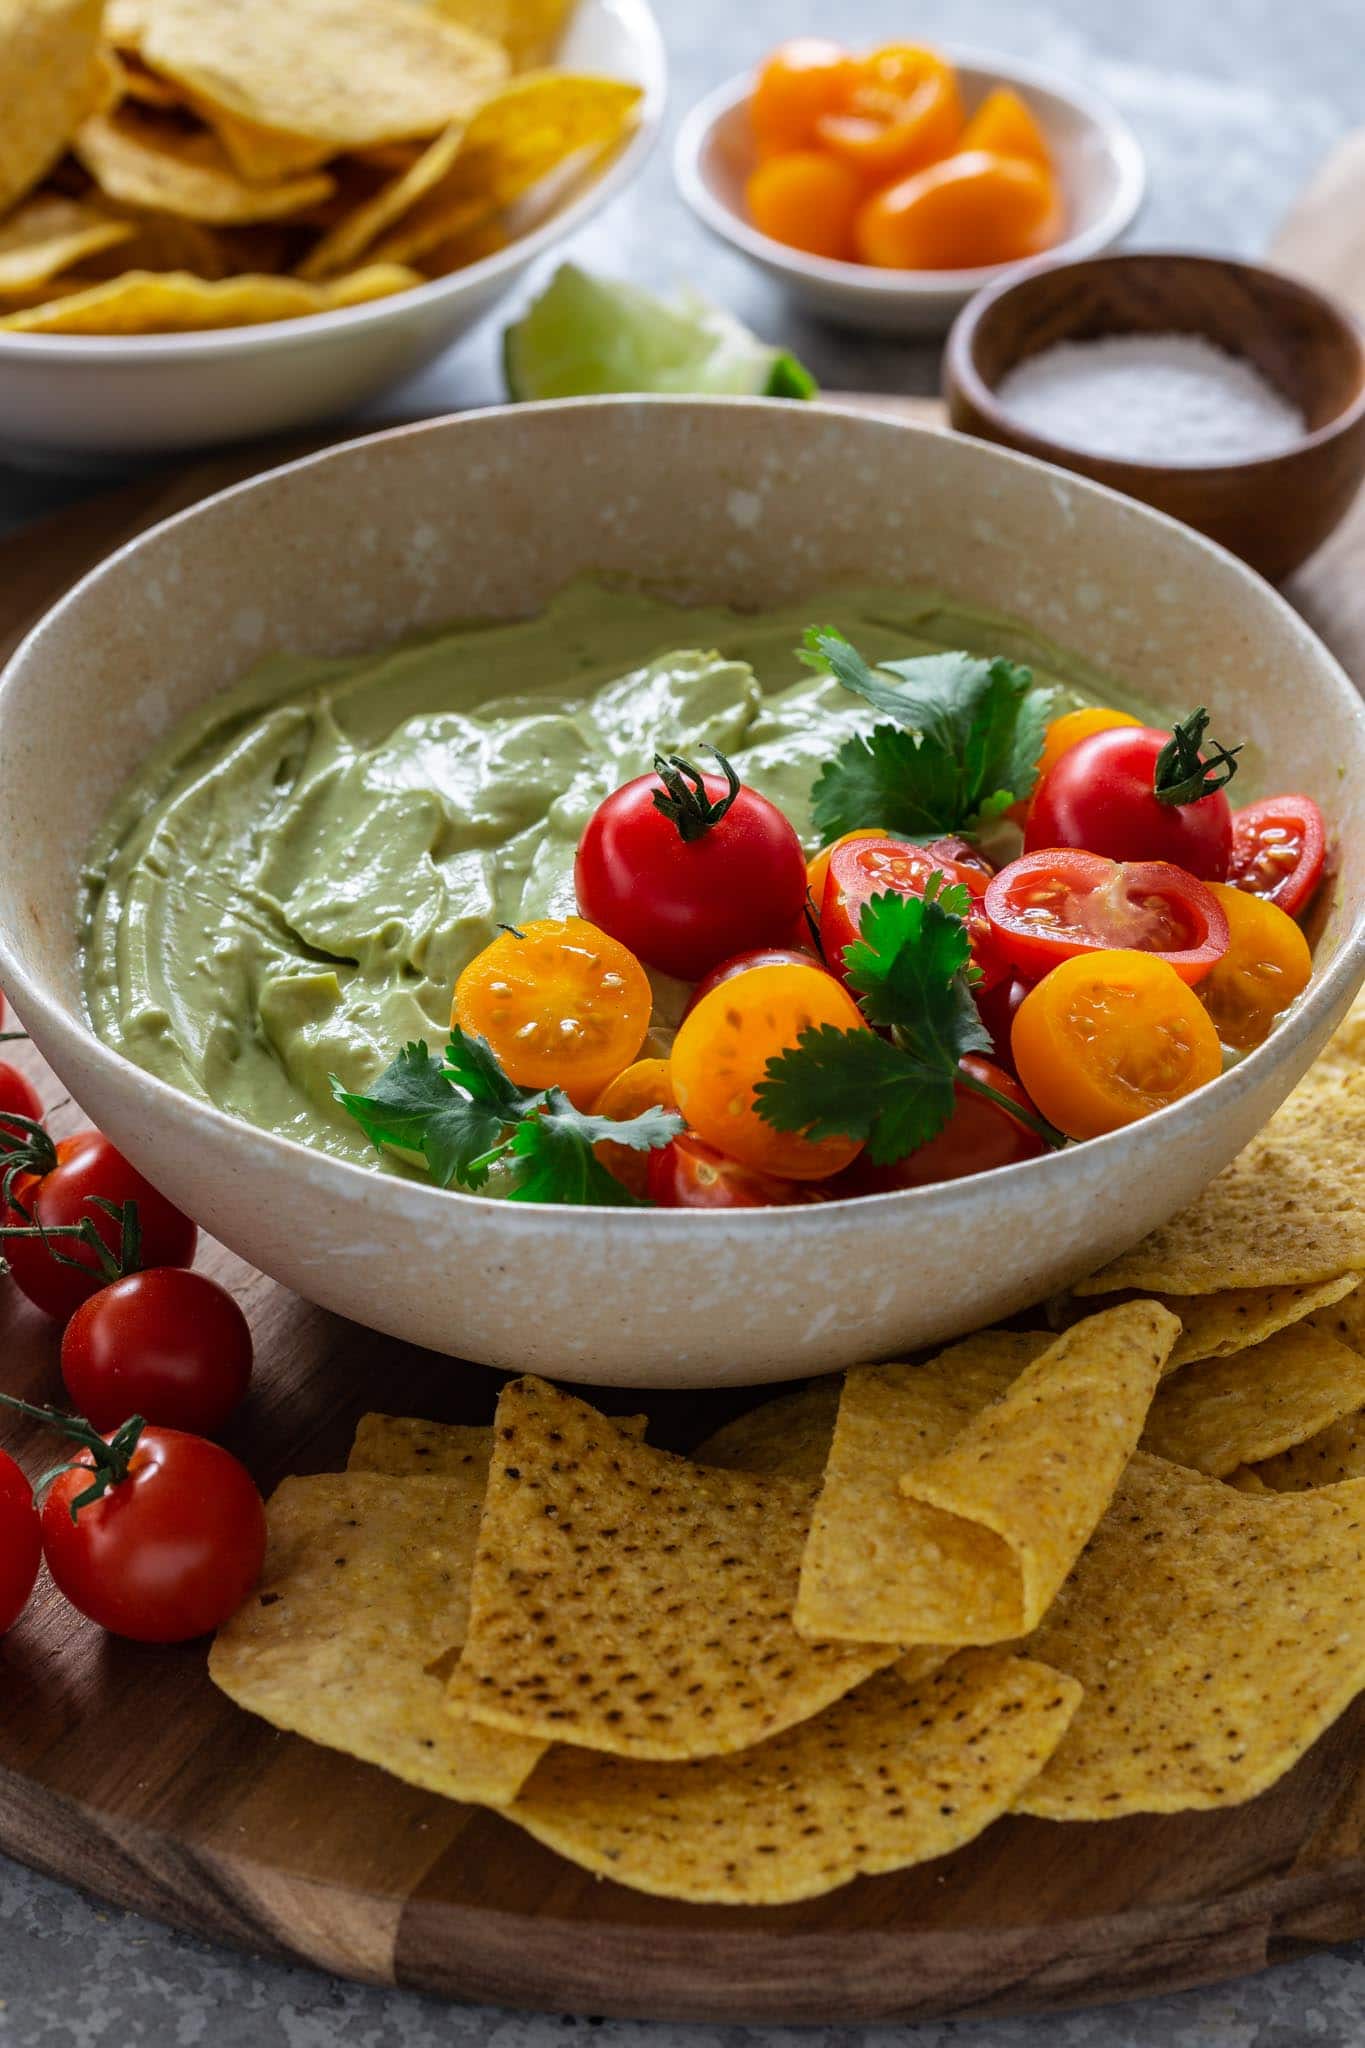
left=994, top=332, right=1305, bottom=466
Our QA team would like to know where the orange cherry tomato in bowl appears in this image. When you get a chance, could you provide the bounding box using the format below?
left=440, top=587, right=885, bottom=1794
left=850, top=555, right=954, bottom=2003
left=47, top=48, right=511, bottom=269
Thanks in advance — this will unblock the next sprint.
left=454, top=916, right=651, bottom=1109
left=0, top=1450, right=40, bottom=1634
left=745, top=150, right=864, bottom=261
left=1011, top=950, right=1223, bottom=1140
left=591, top=1058, right=679, bottom=1198
left=647, top=1134, right=827, bottom=1209
left=834, top=1054, right=1046, bottom=1192
left=749, top=38, right=857, bottom=157
left=855, top=149, right=1060, bottom=271
left=822, top=836, right=1007, bottom=989
left=61, top=1268, right=254, bottom=1436
left=1227, top=795, right=1326, bottom=918
left=1195, top=882, right=1313, bottom=1053
left=1025, top=710, right=1238, bottom=880
left=1031, top=706, right=1141, bottom=795
left=815, top=44, right=964, bottom=185
left=671, top=961, right=867, bottom=1180
left=1, top=1129, right=198, bottom=1321
left=984, top=850, right=1229, bottom=985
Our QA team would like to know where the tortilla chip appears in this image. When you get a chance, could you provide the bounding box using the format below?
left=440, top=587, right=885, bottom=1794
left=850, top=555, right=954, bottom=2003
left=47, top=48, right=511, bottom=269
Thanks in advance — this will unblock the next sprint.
left=1077, top=1058, right=1365, bottom=1295
left=0, top=195, right=135, bottom=293
left=348, top=1409, right=647, bottom=1477
left=195, top=106, right=346, bottom=183
left=367, top=73, right=642, bottom=268
left=0, top=263, right=420, bottom=333
left=420, top=214, right=510, bottom=273
left=1140, top=1322, right=1365, bottom=1477
left=298, top=120, right=470, bottom=279
left=1308, top=1277, right=1365, bottom=1354
left=507, top=1649, right=1080, bottom=1905
left=104, top=0, right=148, bottom=47
left=1247, top=1410, right=1365, bottom=1491
left=112, top=51, right=183, bottom=107
left=75, top=105, right=335, bottom=224
left=445, top=1376, right=896, bottom=1762
left=138, top=0, right=509, bottom=157
left=0, top=0, right=106, bottom=212
left=1225, top=1465, right=1274, bottom=1493
left=1018, top=1453, right=1365, bottom=1817
left=1159, top=1274, right=1361, bottom=1371
left=796, top=1305, right=1177, bottom=1648
left=209, top=1472, right=544, bottom=1806
left=692, top=1380, right=842, bottom=1481
left=75, top=212, right=236, bottom=279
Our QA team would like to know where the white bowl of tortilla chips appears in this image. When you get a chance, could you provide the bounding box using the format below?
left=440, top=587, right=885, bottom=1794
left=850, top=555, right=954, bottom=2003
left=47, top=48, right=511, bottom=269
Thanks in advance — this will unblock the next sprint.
left=3, top=397, right=1365, bottom=1387
left=0, top=0, right=664, bottom=460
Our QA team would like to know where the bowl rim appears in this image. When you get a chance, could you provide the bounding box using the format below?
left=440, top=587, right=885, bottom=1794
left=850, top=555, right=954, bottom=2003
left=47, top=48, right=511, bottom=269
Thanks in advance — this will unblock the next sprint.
left=2, top=394, right=1363, bottom=1235
left=673, top=47, right=1147, bottom=298
left=0, top=0, right=667, bottom=365
left=945, top=246, right=1365, bottom=480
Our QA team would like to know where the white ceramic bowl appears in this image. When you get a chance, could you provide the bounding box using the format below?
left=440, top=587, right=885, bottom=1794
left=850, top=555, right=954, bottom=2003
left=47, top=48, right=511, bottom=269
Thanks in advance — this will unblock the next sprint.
left=0, top=0, right=665, bottom=465
left=1, top=398, right=1362, bottom=1389
left=674, top=49, right=1145, bottom=337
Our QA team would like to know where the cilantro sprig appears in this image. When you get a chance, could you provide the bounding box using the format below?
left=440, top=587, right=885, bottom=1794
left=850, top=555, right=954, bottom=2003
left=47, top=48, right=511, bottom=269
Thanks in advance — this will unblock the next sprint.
left=332, top=1029, right=682, bottom=1206
left=802, top=628, right=1053, bottom=843
left=755, top=881, right=1064, bottom=1165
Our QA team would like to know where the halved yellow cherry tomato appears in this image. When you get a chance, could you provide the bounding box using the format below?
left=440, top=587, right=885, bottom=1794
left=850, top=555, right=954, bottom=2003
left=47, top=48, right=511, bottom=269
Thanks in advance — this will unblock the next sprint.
left=1011, top=949, right=1223, bottom=1140
left=1196, top=882, right=1312, bottom=1053
left=815, top=44, right=964, bottom=185
left=453, top=916, right=650, bottom=1107
left=591, top=1057, right=678, bottom=1196
left=671, top=962, right=867, bottom=1179
left=960, top=85, right=1052, bottom=167
left=806, top=827, right=890, bottom=907
left=1034, top=706, right=1141, bottom=790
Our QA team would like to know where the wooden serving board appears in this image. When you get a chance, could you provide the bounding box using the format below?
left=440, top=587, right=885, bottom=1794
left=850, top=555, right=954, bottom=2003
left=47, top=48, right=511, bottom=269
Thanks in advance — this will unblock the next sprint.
left=4, top=151, right=1365, bottom=2028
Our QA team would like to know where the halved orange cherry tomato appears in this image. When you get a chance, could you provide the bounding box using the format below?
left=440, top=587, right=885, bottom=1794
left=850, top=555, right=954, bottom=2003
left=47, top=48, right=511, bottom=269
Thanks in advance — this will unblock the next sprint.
left=855, top=148, right=1060, bottom=271
left=1196, top=882, right=1313, bottom=1053
left=1033, top=707, right=1141, bottom=793
left=647, top=1134, right=826, bottom=1209
left=984, top=850, right=1229, bottom=985
left=671, top=962, right=867, bottom=1180
left=836, top=1054, right=1046, bottom=1191
left=815, top=45, right=963, bottom=185
left=806, top=827, right=891, bottom=907
left=453, top=916, right=650, bottom=1108
left=591, top=1058, right=678, bottom=1196
left=1228, top=795, right=1326, bottom=918
left=749, top=38, right=858, bottom=157
left=745, top=149, right=863, bottom=260
left=1011, top=950, right=1223, bottom=1140
left=823, top=837, right=1008, bottom=989
left=960, top=85, right=1051, bottom=167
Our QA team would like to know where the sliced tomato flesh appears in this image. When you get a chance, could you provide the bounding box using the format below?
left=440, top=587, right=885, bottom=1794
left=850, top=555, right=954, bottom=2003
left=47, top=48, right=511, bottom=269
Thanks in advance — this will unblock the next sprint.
left=984, top=849, right=1229, bottom=985
left=1227, top=795, right=1326, bottom=918
left=821, top=837, right=1007, bottom=990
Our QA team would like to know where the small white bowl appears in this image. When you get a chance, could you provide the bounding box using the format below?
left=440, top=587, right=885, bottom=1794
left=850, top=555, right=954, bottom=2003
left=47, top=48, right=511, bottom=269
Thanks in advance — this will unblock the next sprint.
left=674, top=48, right=1145, bottom=338
left=0, top=0, right=666, bottom=465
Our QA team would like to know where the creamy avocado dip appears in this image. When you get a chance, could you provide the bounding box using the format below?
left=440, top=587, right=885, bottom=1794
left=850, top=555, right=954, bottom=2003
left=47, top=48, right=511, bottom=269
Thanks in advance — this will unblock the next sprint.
left=81, top=580, right=1138, bottom=1169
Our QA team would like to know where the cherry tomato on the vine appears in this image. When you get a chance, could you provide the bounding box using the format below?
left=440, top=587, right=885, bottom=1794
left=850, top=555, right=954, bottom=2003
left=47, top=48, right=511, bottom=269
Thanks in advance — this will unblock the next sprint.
left=0, top=1061, right=42, bottom=1140
left=647, top=1134, right=828, bottom=1209
left=1025, top=707, right=1240, bottom=880
left=61, top=1268, right=254, bottom=1436
left=575, top=747, right=808, bottom=983
left=1195, top=882, right=1313, bottom=1053
left=834, top=1054, right=1046, bottom=1192
left=1, top=1130, right=197, bottom=1320
left=984, top=849, right=1229, bottom=985
left=821, top=836, right=1007, bottom=989
left=42, top=1424, right=265, bottom=1644
left=1227, top=795, right=1326, bottom=918
left=0, top=1449, right=40, bottom=1634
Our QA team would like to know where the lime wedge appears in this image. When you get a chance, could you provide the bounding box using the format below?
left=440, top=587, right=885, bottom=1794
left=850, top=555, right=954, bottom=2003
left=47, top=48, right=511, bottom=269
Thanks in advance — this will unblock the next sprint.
left=504, top=264, right=817, bottom=402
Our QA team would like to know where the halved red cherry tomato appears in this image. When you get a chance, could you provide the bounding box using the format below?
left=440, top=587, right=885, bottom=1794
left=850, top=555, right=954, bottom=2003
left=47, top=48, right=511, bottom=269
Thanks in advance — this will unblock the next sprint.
left=1011, top=950, right=1223, bottom=1139
left=0, top=1449, right=40, bottom=1634
left=61, top=1268, right=254, bottom=1436
left=1227, top=795, right=1326, bottom=918
left=984, top=850, right=1229, bottom=985
left=1025, top=710, right=1240, bottom=880
left=835, top=1055, right=1046, bottom=1192
left=821, top=837, right=1007, bottom=989
left=646, top=1134, right=826, bottom=1209
left=1196, top=882, right=1313, bottom=1053
left=1, top=1129, right=198, bottom=1321
left=685, top=947, right=825, bottom=1016
left=575, top=748, right=808, bottom=982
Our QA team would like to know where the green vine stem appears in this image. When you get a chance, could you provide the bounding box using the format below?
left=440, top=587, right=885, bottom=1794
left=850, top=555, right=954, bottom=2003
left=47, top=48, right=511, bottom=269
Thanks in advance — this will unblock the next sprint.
left=0, top=1198, right=142, bottom=1282
left=0, top=1392, right=145, bottom=1520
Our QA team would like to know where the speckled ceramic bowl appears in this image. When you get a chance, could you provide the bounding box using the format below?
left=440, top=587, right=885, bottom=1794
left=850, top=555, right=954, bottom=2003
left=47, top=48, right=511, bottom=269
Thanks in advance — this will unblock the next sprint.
left=1, top=399, right=1363, bottom=1387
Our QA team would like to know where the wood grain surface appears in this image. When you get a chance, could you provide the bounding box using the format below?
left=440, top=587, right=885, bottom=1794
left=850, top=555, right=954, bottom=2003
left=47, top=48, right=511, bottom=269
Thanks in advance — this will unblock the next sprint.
left=3, top=149, right=1365, bottom=2025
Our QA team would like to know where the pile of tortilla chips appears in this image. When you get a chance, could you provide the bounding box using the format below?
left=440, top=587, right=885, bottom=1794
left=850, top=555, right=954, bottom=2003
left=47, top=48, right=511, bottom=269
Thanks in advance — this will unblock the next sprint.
left=211, top=988, right=1365, bottom=1905
left=0, top=0, right=640, bottom=333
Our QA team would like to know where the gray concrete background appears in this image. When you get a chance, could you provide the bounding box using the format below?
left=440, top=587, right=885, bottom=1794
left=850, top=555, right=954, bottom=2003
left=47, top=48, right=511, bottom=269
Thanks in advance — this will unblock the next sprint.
left=2, top=0, right=1363, bottom=2039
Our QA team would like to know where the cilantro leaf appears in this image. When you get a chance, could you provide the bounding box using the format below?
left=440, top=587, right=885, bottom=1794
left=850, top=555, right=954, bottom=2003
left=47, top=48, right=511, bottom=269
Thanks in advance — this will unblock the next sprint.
left=755, top=1025, right=943, bottom=1159
left=331, top=1042, right=510, bottom=1189
left=811, top=725, right=959, bottom=843
left=506, top=1092, right=683, bottom=1207
left=443, top=1027, right=544, bottom=1118
left=842, top=887, right=990, bottom=1054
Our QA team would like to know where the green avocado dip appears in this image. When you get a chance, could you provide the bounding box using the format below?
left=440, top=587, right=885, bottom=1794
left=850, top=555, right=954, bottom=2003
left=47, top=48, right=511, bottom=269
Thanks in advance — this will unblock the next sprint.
left=81, top=579, right=1136, bottom=1170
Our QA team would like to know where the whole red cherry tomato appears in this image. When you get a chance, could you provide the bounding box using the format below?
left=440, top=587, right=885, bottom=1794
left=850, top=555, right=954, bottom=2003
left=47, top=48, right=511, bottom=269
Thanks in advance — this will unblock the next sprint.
left=984, top=849, right=1229, bottom=985
left=0, top=1061, right=42, bottom=1141
left=0, top=1449, right=40, bottom=1634
left=41, top=1422, right=265, bottom=1643
left=685, top=946, right=826, bottom=1016
left=646, top=1134, right=827, bottom=1209
left=975, top=973, right=1032, bottom=1074
left=1227, top=795, right=1326, bottom=918
left=1025, top=708, right=1241, bottom=880
left=1, top=1129, right=197, bottom=1320
left=61, top=1269, right=253, bottom=1435
left=821, top=836, right=1007, bottom=989
left=835, top=1055, right=1047, bottom=1192
left=575, top=746, right=808, bottom=981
